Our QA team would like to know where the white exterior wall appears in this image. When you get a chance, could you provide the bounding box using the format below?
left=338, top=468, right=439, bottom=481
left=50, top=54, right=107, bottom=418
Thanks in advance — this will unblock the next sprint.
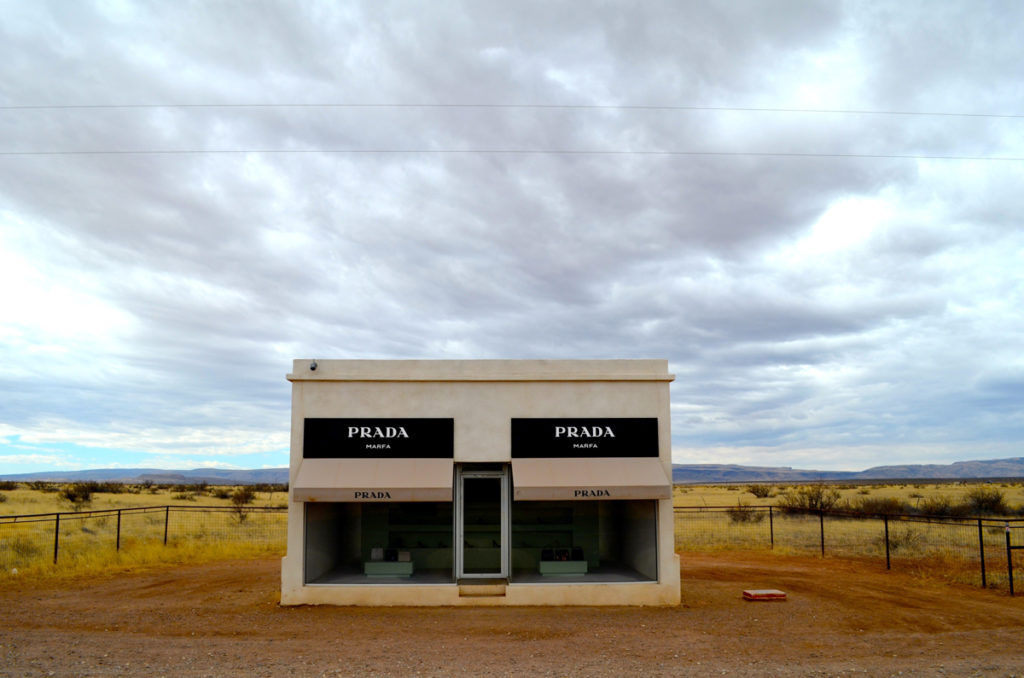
left=281, top=359, right=680, bottom=606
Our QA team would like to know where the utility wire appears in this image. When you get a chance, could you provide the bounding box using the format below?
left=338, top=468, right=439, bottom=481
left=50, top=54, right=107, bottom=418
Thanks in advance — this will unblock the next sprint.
left=1, top=148, right=1021, bottom=161
left=1, top=102, right=1022, bottom=119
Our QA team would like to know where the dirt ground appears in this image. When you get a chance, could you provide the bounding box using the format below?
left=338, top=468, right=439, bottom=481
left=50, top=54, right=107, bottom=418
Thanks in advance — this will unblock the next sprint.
left=2, top=552, right=1024, bottom=677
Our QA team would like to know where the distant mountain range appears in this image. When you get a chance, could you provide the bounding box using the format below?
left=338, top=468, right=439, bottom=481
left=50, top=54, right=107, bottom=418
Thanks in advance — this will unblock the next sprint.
left=3, top=457, right=1024, bottom=485
left=0, top=467, right=290, bottom=485
left=671, top=457, right=1024, bottom=483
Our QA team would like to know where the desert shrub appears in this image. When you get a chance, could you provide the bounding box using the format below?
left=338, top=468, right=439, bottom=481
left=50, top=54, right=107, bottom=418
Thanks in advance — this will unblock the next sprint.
left=172, top=482, right=207, bottom=495
left=60, top=480, right=127, bottom=495
left=0, top=480, right=18, bottom=491
left=231, top=486, right=257, bottom=523
left=252, top=483, right=286, bottom=494
left=27, top=481, right=56, bottom=492
left=727, top=501, right=766, bottom=524
left=59, top=483, right=94, bottom=511
left=876, top=526, right=924, bottom=553
left=918, top=495, right=952, bottom=516
left=746, top=484, right=773, bottom=499
left=210, top=487, right=232, bottom=499
left=850, top=496, right=909, bottom=516
left=135, top=480, right=157, bottom=493
left=917, top=495, right=970, bottom=518
left=0, top=492, right=7, bottom=503
left=857, top=488, right=871, bottom=495
left=4, top=534, right=41, bottom=559
left=231, top=486, right=256, bottom=506
left=172, top=492, right=196, bottom=501
left=964, top=486, right=1009, bottom=515
left=776, top=485, right=841, bottom=512
left=56, top=480, right=127, bottom=500
left=909, top=492, right=923, bottom=499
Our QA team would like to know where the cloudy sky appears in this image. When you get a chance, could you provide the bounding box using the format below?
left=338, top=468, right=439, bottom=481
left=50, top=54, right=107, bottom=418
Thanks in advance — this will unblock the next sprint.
left=1, top=1, right=1022, bottom=475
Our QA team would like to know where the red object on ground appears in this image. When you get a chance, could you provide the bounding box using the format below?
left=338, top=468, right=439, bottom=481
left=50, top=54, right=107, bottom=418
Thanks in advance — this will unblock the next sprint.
left=743, top=589, right=787, bottom=601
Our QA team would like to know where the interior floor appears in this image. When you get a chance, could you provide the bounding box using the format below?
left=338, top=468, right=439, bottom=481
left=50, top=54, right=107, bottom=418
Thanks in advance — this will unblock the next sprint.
left=306, top=563, right=653, bottom=586
left=308, top=567, right=454, bottom=585
left=510, top=563, right=653, bottom=584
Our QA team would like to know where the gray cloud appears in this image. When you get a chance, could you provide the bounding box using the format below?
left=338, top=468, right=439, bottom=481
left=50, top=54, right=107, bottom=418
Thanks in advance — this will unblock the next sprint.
left=0, top=0, right=1022, bottom=472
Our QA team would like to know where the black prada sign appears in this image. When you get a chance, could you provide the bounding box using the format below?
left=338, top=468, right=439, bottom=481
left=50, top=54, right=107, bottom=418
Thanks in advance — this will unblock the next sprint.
left=511, top=418, right=659, bottom=458
left=303, top=418, right=454, bottom=458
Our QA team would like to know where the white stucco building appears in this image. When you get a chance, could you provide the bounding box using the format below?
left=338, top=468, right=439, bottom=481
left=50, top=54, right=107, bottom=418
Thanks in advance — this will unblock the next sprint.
left=281, top=359, right=679, bottom=606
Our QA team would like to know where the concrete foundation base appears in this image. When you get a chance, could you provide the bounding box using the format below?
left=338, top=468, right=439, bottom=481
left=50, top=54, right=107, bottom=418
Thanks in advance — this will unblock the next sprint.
left=281, top=554, right=681, bottom=606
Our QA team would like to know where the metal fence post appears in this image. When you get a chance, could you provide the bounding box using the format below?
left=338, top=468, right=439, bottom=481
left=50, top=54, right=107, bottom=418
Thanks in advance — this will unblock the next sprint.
left=1007, top=523, right=1014, bottom=597
left=978, top=518, right=986, bottom=588
left=819, top=509, right=825, bottom=557
left=884, top=515, right=890, bottom=570
left=6, top=504, right=287, bottom=571
left=768, top=506, right=774, bottom=549
left=53, top=512, right=60, bottom=564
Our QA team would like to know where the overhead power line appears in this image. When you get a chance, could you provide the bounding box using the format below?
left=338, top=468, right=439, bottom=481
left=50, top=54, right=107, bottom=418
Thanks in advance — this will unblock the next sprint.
left=1, top=148, right=1021, bottom=161
left=1, top=102, right=1022, bottom=119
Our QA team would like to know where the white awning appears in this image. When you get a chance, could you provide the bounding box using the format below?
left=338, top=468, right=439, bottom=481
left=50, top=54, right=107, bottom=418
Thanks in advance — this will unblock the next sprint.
left=511, top=457, right=671, bottom=501
left=292, top=458, right=454, bottom=502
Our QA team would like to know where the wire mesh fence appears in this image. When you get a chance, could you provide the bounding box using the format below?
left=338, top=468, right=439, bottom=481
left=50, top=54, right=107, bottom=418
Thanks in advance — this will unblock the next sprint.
left=674, top=506, right=1024, bottom=594
left=0, top=505, right=287, bottom=572
left=6, top=503, right=1023, bottom=595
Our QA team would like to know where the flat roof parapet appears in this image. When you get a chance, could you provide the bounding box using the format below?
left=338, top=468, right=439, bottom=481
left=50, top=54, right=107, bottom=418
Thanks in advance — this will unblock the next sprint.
left=287, top=359, right=674, bottom=382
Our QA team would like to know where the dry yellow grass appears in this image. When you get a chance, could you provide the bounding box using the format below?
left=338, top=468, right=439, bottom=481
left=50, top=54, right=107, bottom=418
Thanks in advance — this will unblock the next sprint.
left=672, top=481, right=1024, bottom=590
left=0, top=484, right=287, bottom=516
left=2, top=537, right=285, bottom=582
left=4, top=480, right=1021, bottom=587
left=0, top=483, right=287, bottom=581
left=673, top=480, right=1024, bottom=512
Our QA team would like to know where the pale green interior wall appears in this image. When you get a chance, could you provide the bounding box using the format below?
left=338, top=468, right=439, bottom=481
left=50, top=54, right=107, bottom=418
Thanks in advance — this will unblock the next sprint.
left=361, top=503, right=454, bottom=571
left=597, top=501, right=620, bottom=563
left=303, top=500, right=657, bottom=582
left=574, top=502, right=600, bottom=567
left=512, top=500, right=656, bottom=578
left=511, top=501, right=599, bottom=570
left=621, top=500, right=658, bottom=579
left=304, top=503, right=360, bottom=582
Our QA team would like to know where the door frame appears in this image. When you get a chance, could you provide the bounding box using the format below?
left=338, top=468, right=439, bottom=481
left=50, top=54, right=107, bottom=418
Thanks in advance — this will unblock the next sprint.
left=454, top=464, right=510, bottom=580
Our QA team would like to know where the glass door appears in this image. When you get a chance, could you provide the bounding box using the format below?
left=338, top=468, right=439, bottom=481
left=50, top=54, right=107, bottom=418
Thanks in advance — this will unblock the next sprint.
left=456, top=466, right=509, bottom=579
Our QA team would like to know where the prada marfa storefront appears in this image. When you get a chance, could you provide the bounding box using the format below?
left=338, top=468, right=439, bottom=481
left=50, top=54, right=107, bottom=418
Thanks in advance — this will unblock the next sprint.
left=280, top=360, right=680, bottom=606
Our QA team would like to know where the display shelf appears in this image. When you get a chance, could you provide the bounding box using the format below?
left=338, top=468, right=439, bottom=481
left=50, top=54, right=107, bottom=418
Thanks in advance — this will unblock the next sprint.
left=539, top=560, right=588, bottom=575
left=364, top=561, right=415, bottom=577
